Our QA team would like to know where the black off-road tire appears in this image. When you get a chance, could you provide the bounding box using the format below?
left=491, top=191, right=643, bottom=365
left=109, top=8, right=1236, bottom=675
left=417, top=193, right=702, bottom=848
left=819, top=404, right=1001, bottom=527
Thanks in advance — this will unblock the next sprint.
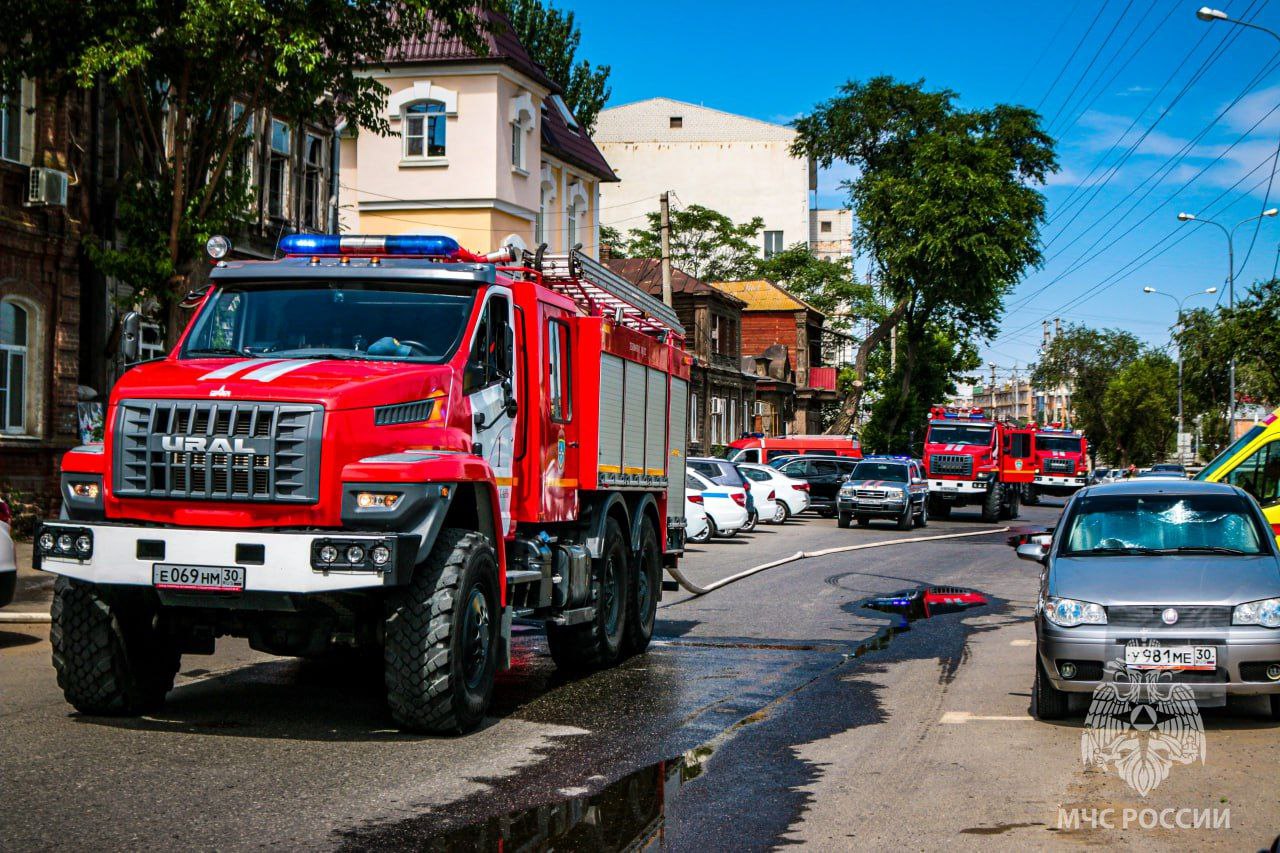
left=1269, top=694, right=1280, bottom=722
left=1006, top=488, right=1021, bottom=520
left=981, top=483, right=1003, bottom=523
left=1022, top=484, right=1041, bottom=506
left=623, top=522, right=661, bottom=656
left=837, top=511, right=852, bottom=528
left=929, top=497, right=952, bottom=519
left=51, top=576, right=180, bottom=716
left=385, top=529, right=500, bottom=734
left=547, top=517, right=629, bottom=671
left=1033, top=657, right=1070, bottom=721
left=895, top=501, right=914, bottom=530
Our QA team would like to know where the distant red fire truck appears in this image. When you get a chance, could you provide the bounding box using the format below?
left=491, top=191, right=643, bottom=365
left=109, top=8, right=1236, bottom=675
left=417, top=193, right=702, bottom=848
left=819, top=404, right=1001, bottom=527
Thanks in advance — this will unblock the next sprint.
left=36, top=235, right=690, bottom=733
left=1023, top=426, right=1089, bottom=505
left=922, top=406, right=1035, bottom=522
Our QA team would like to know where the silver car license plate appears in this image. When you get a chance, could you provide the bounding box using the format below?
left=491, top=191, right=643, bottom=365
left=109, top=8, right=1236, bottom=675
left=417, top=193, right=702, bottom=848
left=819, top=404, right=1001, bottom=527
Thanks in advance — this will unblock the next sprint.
left=153, top=563, right=245, bottom=592
left=1124, top=643, right=1216, bottom=671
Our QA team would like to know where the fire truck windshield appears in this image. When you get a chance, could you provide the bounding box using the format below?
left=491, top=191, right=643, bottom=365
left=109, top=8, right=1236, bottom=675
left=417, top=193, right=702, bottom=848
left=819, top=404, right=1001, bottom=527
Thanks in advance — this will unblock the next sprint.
left=182, top=282, right=476, bottom=363
left=927, top=424, right=993, bottom=446
left=1035, top=435, right=1082, bottom=453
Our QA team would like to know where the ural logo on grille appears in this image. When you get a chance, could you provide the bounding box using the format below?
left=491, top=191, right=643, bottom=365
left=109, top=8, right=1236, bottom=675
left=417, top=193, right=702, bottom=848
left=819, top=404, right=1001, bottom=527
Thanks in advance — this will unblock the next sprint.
left=160, top=436, right=254, bottom=453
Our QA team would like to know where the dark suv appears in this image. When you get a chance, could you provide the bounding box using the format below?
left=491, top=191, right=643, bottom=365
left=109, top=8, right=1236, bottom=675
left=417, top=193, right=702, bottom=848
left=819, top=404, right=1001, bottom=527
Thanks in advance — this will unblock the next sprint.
left=771, top=456, right=859, bottom=516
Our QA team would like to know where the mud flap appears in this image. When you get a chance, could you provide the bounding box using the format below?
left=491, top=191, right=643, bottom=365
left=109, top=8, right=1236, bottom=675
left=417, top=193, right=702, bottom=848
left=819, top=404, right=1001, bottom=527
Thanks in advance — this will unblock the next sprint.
left=499, top=605, right=513, bottom=670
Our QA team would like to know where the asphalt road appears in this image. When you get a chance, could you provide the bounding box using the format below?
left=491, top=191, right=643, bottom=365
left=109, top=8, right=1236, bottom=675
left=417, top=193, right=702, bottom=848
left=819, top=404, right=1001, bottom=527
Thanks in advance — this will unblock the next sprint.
left=2, top=501, right=1278, bottom=850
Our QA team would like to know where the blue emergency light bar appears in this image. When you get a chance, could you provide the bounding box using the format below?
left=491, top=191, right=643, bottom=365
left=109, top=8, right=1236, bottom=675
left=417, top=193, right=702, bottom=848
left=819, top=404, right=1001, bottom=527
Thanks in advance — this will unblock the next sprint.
left=279, top=234, right=462, bottom=257
left=862, top=455, right=913, bottom=462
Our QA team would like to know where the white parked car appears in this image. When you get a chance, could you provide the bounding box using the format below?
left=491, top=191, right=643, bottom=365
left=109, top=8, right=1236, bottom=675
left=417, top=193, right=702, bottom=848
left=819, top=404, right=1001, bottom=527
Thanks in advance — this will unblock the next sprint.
left=686, top=471, right=749, bottom=538
left=738, top=463, right=810, bottom=523
left=1, top=497, right=16, bottom=607
left=685, top=493, right=711, bottom=543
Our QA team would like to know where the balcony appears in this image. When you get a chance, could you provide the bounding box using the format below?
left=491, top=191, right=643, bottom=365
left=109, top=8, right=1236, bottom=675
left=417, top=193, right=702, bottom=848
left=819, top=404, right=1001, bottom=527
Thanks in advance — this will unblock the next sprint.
left=808, top=366, right=838, bottom=391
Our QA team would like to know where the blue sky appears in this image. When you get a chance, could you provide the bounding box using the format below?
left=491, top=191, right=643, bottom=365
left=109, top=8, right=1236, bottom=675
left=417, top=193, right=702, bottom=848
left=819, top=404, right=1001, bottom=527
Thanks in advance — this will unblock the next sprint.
left=572, top=0, right=1280, bottom=375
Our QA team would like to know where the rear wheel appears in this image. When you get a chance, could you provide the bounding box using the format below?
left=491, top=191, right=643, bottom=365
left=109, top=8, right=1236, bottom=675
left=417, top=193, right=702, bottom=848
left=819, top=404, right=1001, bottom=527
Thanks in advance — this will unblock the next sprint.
left=623, top=522, right=660, bottom=656
left=51, top=577, right=180, bottom=716
left=742, top=509, right=758, bottom=533
left=547, top=517, right=629, bottom=671
left=981, top=483, right=1003, bottom=523
left=384, top=529, right=499, bottom=734
left=772, top=502, right=790, bottom=524
left=915, top=499, right=929, bottom=528
left=1033, top=656, right=1070, bottom=721
left=837, top=511, right=852, bottom=528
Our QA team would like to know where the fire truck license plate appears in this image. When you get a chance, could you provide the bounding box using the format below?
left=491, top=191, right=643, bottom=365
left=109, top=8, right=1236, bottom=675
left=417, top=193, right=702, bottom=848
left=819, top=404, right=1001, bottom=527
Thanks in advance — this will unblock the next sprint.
left=153, top=564, right=245, bottom=592
left=1124, top=643, right=1216, bottom=670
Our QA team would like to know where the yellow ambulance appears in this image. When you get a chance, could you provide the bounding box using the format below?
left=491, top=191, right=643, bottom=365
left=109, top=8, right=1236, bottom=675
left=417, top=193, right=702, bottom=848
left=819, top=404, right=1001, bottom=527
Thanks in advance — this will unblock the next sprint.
left=1196, top=408, right=1280, bottom=538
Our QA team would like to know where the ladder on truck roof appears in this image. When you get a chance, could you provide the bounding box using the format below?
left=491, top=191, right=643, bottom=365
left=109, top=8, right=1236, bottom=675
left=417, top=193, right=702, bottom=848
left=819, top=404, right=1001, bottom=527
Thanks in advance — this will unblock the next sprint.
left=537, top=251, right=685, bottom=339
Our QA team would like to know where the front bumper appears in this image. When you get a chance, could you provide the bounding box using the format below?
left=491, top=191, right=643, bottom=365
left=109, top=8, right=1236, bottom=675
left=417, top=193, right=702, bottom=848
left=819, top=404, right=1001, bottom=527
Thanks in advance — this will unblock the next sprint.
left=1037, top=619, right=1280, bottom=705
left=928, top=478, right=990, bottom=496
left=1034, top=474, right=1086, bottom=491
left=837, top=493, right=907, bottom=518
left=35, top=521, right=416, bottom=595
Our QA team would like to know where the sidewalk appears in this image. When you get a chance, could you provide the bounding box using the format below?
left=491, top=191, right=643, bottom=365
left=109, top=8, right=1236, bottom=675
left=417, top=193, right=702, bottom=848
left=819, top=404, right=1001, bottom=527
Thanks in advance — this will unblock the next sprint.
left=3, top=541, right=53, bottom=613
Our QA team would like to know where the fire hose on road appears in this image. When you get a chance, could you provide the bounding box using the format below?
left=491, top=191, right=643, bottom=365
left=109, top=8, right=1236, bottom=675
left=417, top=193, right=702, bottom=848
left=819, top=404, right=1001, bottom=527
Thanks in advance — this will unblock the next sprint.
left=664, top=527, right=1011, bottom=597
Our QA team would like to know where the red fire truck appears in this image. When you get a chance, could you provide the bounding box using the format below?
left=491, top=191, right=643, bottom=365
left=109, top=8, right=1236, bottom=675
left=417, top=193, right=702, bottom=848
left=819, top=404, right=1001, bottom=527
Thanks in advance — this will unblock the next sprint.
left=723, top=433, right=862, bottom=464
left=922, top=406, right=1035, bottom=522
left=1022, top=426, right=1089, bottom=505
left=36, top=235, right=690, bottom=734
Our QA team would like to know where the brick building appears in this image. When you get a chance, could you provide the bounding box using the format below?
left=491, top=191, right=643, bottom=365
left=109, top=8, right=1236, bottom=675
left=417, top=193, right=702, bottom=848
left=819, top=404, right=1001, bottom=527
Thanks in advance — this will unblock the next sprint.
left=1, top=80, right=85, bottom=508
left=712, top=278, right=838, bottom=435
left=605, top=258, right=757, bottom=455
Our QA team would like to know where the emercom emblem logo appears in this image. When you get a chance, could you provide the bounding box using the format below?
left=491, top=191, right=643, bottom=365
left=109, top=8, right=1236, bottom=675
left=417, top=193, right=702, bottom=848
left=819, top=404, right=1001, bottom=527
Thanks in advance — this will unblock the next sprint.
left=1081, top=660, right=1206, bottom=796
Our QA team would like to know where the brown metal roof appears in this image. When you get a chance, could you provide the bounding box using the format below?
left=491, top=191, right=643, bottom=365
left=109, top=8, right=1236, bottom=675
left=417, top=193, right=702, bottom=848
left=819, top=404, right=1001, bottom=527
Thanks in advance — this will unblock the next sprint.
left=384, top=10, right=558, bottom=93
left=605, top=259, right=746, bottom=307
left=541, top=100, right=617, bottom=182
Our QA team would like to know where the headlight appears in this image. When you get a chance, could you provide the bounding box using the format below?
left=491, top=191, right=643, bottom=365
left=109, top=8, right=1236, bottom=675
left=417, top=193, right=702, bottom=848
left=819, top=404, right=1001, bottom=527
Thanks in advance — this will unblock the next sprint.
left=1233, top=598, right=1280, bottom=628
left=1043, top=596, right=1107, bottom=627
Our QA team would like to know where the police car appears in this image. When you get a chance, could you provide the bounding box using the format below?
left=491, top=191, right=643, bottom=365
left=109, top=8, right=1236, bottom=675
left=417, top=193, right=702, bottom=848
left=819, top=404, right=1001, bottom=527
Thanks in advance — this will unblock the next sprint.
left=837, top=456, right=929, bottom=530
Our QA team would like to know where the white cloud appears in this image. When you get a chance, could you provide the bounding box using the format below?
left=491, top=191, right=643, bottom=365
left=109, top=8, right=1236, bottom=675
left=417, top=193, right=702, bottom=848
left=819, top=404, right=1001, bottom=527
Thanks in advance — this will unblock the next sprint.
left=1222, top=84, right=1280, bottom=135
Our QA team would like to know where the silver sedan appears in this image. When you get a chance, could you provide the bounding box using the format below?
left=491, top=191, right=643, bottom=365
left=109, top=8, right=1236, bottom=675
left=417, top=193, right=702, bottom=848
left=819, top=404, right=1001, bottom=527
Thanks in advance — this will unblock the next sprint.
left=1018, top=479, right=1280, bottom=720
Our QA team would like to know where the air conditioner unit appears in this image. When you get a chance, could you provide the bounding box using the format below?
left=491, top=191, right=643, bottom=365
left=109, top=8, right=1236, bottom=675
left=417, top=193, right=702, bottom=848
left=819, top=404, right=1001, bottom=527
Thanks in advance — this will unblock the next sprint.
left=27, top=167, right=69, bottom=207
left=710, top=398, right=725, bottom=415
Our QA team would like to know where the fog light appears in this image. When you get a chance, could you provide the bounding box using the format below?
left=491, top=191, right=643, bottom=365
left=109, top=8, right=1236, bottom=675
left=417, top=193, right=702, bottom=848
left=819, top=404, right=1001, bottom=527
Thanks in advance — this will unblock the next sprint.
left=1267, top=664, right=1280, bottom=681
left=371, top=545, right=391, bottom=566
left=319, top=545, right=338, bottom=564
left=57, top=533, right=74, bottom=553
left=346, top=545, right=366, bottom=564
left=75, top=535, right=92, bottom=555
left=1059, top=661, right=1078, bottom=679
left=38, top=531, right=55, bottom=552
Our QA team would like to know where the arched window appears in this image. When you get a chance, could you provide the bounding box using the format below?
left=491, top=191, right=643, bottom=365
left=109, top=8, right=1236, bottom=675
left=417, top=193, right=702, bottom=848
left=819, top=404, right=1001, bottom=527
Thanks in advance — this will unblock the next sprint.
left=404, top=101, right=446, bottom=158
left=0, top=299, right=29, bottom=433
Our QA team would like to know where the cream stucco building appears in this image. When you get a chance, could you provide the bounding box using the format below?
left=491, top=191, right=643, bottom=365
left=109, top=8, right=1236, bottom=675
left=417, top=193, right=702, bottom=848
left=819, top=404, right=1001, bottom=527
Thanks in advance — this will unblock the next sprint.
left=339, top=15, right=616, bottom=257
left=593, top=98, right=815, bottom=257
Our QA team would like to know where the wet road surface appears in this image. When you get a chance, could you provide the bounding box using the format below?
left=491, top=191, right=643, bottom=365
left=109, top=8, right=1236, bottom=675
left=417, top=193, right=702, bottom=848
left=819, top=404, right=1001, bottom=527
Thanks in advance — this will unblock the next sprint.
left=2, top=502, right=1277, bottom=849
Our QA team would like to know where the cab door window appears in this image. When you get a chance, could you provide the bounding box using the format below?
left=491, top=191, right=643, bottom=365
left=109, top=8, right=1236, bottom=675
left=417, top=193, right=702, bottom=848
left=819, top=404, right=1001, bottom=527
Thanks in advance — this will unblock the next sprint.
left=1226, top=441, right=1280, bottom=508
left=547, top=318, right=571, bottom=422
left=466, top=294, right=511, bottom=391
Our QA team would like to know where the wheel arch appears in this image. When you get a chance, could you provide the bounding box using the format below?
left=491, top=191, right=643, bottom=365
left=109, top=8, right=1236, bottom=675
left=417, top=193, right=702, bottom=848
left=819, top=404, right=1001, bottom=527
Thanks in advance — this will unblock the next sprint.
left=626, top=493, right=661, bottom=555
left=580, top=491, right=631, bottom=558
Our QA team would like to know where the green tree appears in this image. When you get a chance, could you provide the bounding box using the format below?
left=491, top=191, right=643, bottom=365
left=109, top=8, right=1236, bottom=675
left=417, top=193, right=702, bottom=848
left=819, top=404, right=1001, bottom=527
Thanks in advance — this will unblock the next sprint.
left=754, top=243, right=875, bottom=337
left=1175, top=305, right=1232, bottom=453
left=505, top=0, right=610, bottom=133
left=0, top=0, right=484, bottom=341
left=1227, top=278, right=1280, bottom=406
left=1101, top=352, right=1178, bottom=466
left=624, top=204, right=763, bottom=282
left=792, top=77, right=1056, bottom=436
left=1032, top=325, right=1142, bottom=465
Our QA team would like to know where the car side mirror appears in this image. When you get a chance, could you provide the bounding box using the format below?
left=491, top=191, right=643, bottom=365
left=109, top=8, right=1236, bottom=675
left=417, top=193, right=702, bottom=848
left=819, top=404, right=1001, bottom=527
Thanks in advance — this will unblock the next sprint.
left=1016, top=543, right=1048, bottom=564
left=120, top=311, right=142, bottom=363
left=464, top=358, right=486, bottom=392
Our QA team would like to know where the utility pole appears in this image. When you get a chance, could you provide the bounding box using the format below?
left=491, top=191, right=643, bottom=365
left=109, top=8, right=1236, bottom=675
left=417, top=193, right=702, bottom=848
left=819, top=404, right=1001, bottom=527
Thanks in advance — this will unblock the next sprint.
left=989, top=363, right=997, bottom=414
left=659, top=191, right=673, bottom=308
left=1012, top=364, right=1020, bottom=421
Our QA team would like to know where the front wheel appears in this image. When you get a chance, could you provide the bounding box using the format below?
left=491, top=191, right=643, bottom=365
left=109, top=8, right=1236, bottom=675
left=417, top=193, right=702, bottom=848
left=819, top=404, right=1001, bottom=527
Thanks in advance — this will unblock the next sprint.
left=837, top=511, right=852, bottom=528
left=1033, top=656, right=1070, bottom=721
left=385, top=529, right=500, bottom=734
left=981, top=483, right=1003, bottom=523
left=51, top=577, right=180, bottom=716
left=547, top=517, right=629, bottom=671
left=929, top=497, right=952, bottom=519
left=895, top=501, right=913, bottom=530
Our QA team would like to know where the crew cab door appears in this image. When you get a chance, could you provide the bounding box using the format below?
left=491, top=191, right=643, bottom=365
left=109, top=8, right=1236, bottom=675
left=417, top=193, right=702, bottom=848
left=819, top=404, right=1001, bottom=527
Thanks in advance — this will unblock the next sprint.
left=1001, top=429, right=1035, bottom=484
left=465, top=288, right=517, bottom=535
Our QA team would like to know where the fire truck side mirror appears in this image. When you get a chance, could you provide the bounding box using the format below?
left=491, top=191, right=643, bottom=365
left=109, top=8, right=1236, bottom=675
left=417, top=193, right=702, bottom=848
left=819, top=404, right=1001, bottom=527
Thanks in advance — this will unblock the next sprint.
left=120, top=311, right=142, bottom=363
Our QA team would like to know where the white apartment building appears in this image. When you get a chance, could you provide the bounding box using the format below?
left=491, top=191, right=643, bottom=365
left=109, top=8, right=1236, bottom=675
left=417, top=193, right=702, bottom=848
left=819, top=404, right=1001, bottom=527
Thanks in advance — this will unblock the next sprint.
left=594, top=97, right=815, bottom=258
left=810, top=208, right=852, bottom=263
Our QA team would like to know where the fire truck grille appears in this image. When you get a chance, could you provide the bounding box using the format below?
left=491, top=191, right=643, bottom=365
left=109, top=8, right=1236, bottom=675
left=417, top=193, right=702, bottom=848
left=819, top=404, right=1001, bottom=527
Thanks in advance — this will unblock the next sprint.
left=929, top=454, right=973, bottom=477
left=1043, top=458, right=1075, bottom=474
left=113, top=400, right=323, bottom=503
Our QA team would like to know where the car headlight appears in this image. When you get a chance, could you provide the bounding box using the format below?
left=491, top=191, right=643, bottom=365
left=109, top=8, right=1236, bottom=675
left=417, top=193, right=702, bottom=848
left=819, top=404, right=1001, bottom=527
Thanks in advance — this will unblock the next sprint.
left=1043, top=596, right=1107, bottom=627
left=1233, top=598, right=1280, bottom=628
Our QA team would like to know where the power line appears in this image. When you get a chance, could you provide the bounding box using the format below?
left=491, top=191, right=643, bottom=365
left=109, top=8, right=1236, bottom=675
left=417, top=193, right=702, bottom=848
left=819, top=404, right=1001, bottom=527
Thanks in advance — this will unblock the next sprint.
left=1013, top=0, right=1086, bottom=102
left=1043, top=0, right=1137, bottom=136
left=1035, top=6, right=1107, bottom=112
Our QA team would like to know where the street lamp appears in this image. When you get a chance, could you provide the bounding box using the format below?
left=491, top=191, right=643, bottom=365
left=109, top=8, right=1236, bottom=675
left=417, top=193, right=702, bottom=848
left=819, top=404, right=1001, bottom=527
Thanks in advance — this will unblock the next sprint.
left=1176, top=208, right=1278, bottom=432
left=1142, top=285, right=1219, bottom=463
